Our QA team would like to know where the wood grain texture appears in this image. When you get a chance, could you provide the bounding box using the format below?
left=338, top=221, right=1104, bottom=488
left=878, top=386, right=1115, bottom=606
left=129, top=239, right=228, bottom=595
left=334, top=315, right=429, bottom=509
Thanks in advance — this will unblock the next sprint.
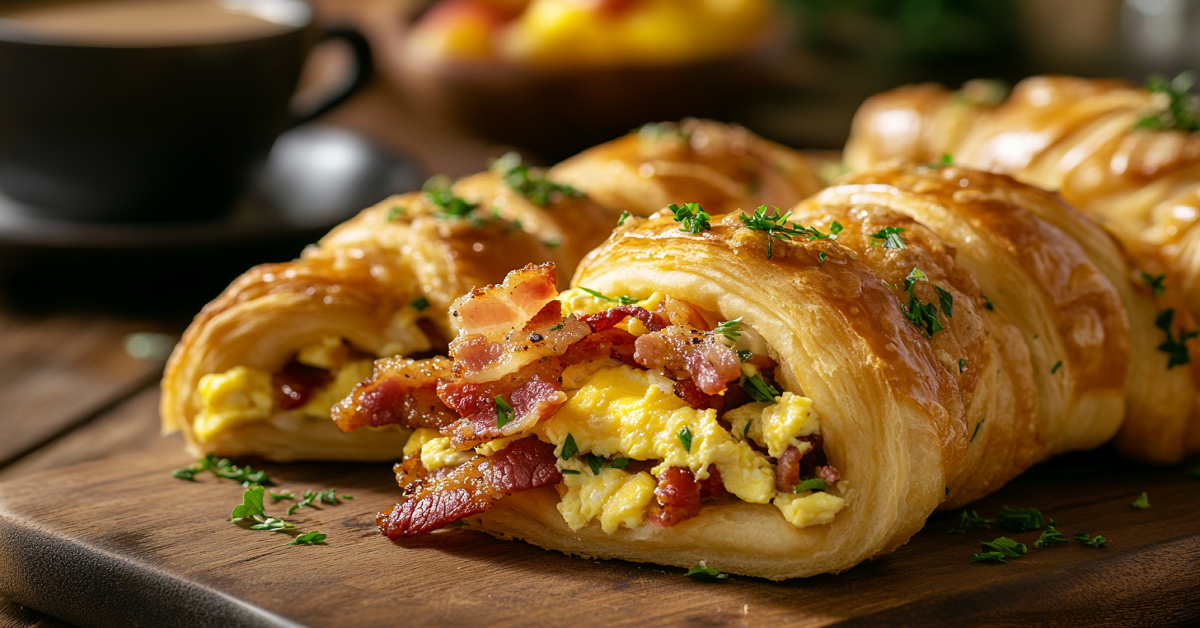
left=0, top=387, right=165, bottom=482
left=0, top=312, right=167, bottom=468
left=0, top=443, right=1196, bottom=628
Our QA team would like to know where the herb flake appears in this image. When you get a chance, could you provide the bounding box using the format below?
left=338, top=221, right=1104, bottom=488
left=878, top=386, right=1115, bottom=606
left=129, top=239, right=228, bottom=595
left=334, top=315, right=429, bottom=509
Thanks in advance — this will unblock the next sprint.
left=678, top=427, right=693, bottom=453
left=495, top=396, right=514, bottom=428
left=668, top=202, right=712, bottom=234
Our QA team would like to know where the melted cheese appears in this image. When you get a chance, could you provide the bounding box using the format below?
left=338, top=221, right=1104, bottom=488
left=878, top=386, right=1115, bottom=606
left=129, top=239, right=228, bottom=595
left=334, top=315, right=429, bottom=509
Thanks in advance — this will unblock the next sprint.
left=556, top=458, right=657, bottom=533
left=299, top=359, right=374, bottom=419
left=537, top=365, right=776, bottom=504
left=723, top=392, right=819, bottom=458
left=194, top=366, right=274, bottom=441
left=420, top=436, right=473, bottom=470
left=773, top=490, right=845, bottom=528
left=404, top=427, right=442, bottom=457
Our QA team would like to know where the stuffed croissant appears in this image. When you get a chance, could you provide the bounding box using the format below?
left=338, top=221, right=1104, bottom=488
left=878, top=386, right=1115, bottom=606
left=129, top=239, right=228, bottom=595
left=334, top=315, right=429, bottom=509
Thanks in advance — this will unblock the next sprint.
left=843, top=75, right=1200, bottom=464
left=330, top=165, right=1166, bottom=579
left=161, top=121, right=824, bottom=462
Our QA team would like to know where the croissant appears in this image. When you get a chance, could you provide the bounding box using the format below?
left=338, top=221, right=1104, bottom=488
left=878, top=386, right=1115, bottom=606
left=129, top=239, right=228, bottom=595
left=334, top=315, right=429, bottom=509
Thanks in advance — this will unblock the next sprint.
left=844, top=75, right=1200, bottom=464
left=161, top=122, right=823, bottom=462
left=331, top=165, right=1149, bottom=579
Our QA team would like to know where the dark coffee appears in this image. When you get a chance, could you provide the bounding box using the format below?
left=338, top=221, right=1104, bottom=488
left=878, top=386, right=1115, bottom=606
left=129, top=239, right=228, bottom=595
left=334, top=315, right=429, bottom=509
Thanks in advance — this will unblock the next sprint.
left=0, top=0, right=294, bottom=46
left=0, top=0, right=365, bottom=223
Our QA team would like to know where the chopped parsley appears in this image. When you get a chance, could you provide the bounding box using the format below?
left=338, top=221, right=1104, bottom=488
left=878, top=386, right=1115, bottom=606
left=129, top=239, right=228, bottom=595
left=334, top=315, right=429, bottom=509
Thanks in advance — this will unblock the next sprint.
left=1033, top=526, right=1068, bottom=548
left=288, top=531, right=327, bottom=546
left=1142, top=272, right=1167, bottom=297
left=172, top=454, right=273, bottom=487
left=684, top=561, right=729, bottom=581
left=678, top=427, right=693, bottom=453
left=250, top=517, right=294, bottom=532
left=743, top=419, right=753, bottom=438
left=980, top=536, right=1027, bottom=558
left=1155, top=308, right=1198, bottom=368
left=491, top=152, right=583, bottom=206
left=1051, top=360, right=1063, bottom=374
left=818, top=251, right=827, bottom=266
left=423, top=176, right=479, bottom=220
left=411, top=296, right=430, bottom=312
left=1073, top=533, right=1107, bottom=548
left=609, top=457, right=631, bottom=469
left=586, top=453, right=605, bottom=475
left=983, top=294, right=995, bottom=311
left=959, top=359, right=967, bottom=373
left=738, top=206, right=835, bottom=259
left=287, top=490, right=317, bottom=516
left=794, top=478, right=828, bottom=493
left=317, top=489, right=340, bottom=506
left=995, top=505, right=1052, bottom=532
left=267, top=490, right=295, bottom=503
left=495, top=396, right=514, bottom=428
left=560, top=469, right=581, bottom=475
left=870, top=226, right=907, bottom=249
left=561, top=434, right=580, bottom=458
left=971, top=551, right=1007, bottom=563
left=901, top=267, right=944, bottom=337
left=715, top=317, right=743, bottom=343
left=618, top=210, right=631, bottom=226
left=342, top=494, right=354, bottom=500
left=1132, top=491, right=1150, bottom=510
left=927, top=153, right=954, bottom=168
left=948, top=509, right=992, bottom=533
left=743, top=373, right=780, bottom=403
left=385, top=205, right=406, bottom=221
left=936, top=286, right=954, bottom=317
left=970, top=420, right=983, bottom=442
left=1132, top=72, right=1200, bottom=133
left=230, top=486, right=267, bottom=521
left=580, top=287, right=639, bottom=306
left=668, top=202, right=712, bottom=234
left=549, top=322, right=564, bottom=332
left=737, top=349, right=754, bottom=362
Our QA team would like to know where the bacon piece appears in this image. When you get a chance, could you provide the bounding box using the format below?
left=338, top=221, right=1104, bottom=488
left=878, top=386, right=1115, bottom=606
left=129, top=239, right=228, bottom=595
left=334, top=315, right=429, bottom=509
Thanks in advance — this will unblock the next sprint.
left=698, top=465, right=730, bottom=501
left=648, top=467, right=702, bottom=527
left=634, top=327, right=741, bottom=395
left=450, top=263, right=558, bottom=336
left=378, top=436, right=561, bottom=538
left=580, top=305, right=668, bottom=333
left=673, top=378, right=724, bottom=413
left=331, top=356, right=457, bottom=432
left=449, top=306, right=591, bottom=382
left=273, top=360, right=332, bottom=410
left=440, top=375, right=567, bottom=449
left=775, top=437, right=838, bottom=492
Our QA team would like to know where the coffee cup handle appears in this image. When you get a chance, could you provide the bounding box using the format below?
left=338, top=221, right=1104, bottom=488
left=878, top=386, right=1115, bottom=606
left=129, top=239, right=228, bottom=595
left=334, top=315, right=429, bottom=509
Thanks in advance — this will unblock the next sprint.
left=291, top=27, right=374, bottom=127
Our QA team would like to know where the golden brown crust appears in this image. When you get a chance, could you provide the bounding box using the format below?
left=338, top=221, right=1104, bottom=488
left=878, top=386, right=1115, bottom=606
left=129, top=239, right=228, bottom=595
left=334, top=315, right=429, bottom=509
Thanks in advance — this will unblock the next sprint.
left=549, top=118, right=824, bottom=218
left=845, top=75, right=1200, bottom=464
left=468, top=208, right=966, bottom=579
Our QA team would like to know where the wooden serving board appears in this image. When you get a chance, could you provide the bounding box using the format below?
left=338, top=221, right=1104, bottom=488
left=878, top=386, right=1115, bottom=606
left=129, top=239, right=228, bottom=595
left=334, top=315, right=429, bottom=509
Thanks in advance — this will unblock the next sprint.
left=0, top=441, right=1197, bottom=628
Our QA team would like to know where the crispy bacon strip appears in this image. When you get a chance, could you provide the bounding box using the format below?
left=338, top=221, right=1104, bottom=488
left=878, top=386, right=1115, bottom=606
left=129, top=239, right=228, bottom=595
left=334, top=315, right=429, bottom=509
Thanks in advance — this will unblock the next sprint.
left=673, top=378, right=724, bottom=412
left=634, top=327, right=741, bottom=395
left=580, top=305, right=668, bottom=333
left=648, top=465, right=728, bottom=528
left=378, top=436, right=561, bottom=538
left=450, top=301, right=592, bottom=382
left=451, top=263, right=558, bottom=336
left=331, top=356, right=457, bottom=432
left=440, top=376, right=567, bottom=449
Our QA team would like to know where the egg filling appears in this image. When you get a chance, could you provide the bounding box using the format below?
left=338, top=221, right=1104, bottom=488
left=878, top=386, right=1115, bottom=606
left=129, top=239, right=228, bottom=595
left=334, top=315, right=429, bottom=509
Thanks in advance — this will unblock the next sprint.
left=193, top=336, right=377, bottom=442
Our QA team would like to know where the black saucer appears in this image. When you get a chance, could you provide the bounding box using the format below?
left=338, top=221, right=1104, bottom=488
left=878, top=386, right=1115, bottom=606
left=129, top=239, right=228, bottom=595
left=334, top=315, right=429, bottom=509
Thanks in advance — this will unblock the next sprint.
left=0, top=124, right=423, bottom=317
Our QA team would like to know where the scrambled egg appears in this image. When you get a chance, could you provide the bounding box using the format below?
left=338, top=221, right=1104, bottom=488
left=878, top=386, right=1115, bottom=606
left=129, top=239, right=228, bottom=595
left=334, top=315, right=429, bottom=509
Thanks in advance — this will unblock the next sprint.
left=193, top=338, right=374, bottom=441
left=194, top=366, right=274, bottom=440
left=556, top=458, right=657, bottom=533
left=723, top=392, right=819, bottom=459
left=773, top=491, right=846, bottom=528
left=378, top=304, right=434, bottom=358
left=537, top=365, right=776, bottom=504
left=404, top=427, right=442, bottom=457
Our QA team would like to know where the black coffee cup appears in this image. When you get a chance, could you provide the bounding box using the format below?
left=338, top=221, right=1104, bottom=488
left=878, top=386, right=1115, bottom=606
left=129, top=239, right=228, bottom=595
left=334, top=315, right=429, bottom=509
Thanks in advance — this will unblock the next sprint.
left=0, top=0, right=372, bottom=223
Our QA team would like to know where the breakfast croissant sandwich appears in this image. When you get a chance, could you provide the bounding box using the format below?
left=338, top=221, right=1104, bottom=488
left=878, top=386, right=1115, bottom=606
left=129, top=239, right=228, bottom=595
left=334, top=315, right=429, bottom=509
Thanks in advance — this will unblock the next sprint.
left=330, top=165, right=1175, bottom=579
left=161, top=121, right=824, bottom=462
left=843, top=75, right=1200, bottom=463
